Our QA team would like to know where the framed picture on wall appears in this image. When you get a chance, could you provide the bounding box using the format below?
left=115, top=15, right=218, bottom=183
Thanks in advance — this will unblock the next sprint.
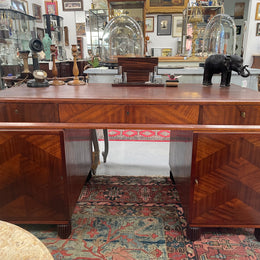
left=236, top=25, right=241, bottom=35
left=45, top=1, right=58, bottom=15
left=256, top=3, right=260, bottom=20
left=146, top=0, right=188, bottom=14
left=172, top=15, right=183, bottom=37
left=32, top=4, right=42, bottom=23
left=146, top=17, right=154, bottom=32
left=256, top=23, right=260, bottom=36
left=157, top=15, right=172, bottom=36
left=36, top=27, right=44, bottom=41
left=62, top=0, right=83, bottom=11
left=234, top=2, right=245, bottom=19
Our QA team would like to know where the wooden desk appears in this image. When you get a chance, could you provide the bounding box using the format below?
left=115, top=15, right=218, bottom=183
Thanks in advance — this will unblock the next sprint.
left=0, top=83, right=260, bottom=241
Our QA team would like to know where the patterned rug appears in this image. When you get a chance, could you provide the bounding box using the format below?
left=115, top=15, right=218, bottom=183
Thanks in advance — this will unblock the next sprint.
left=23, top=176, right=260, bottom=260
left=97, top=129, right=171, bottom=141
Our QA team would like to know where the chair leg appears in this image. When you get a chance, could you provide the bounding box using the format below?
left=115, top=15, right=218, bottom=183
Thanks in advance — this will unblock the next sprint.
left=102, top=129, right=109, bottom=163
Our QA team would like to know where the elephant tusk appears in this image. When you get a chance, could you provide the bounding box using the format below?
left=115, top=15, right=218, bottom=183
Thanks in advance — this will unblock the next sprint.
left=240, top=66, right=250, bottom=78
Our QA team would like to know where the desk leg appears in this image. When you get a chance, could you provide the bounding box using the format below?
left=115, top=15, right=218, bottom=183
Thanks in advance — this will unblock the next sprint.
left=91, top=129, right=100, bottom=174
left=102, top=129, right=109, bottom=163
left=255, top=228, right=260, bottom=241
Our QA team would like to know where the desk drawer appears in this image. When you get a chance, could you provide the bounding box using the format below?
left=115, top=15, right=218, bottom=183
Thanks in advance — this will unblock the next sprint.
left=0, top=103, right=58, bottom=122
left=59, top=104, right=127, bottom=123
left=127, top=105, right=199, bottom=124
left=202, top=105, right=260, bottom=125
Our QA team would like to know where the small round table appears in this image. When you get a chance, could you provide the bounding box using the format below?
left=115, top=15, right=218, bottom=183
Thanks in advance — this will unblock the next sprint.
left=0, top=220, right=53, bottom=259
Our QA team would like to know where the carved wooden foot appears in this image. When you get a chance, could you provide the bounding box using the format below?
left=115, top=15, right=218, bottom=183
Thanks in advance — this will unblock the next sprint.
left=57, top=222, right=71, bottom=239
left=254, top=228, right=260, bottom=241
left=186, top=226, right=201, bottom=241
left=169, top=171, right=175, bottom=184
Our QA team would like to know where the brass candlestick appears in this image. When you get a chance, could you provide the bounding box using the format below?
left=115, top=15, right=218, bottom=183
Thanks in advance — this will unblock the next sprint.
left=49, top=45, right=65, bottom=86
left=68, top=44, right=85, bottom=86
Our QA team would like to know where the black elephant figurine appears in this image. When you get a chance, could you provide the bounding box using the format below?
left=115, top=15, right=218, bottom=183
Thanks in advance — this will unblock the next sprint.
left=202, top=54, right=250, bottom=87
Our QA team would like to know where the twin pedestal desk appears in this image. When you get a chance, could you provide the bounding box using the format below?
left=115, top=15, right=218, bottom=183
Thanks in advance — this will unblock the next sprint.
left=0, top=83, right=259, bottom=241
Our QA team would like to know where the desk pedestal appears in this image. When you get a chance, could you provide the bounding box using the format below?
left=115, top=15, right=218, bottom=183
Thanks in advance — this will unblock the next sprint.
left=170, top=131, right=260, bottom=241
left=0, top=129, right=92, bottom=238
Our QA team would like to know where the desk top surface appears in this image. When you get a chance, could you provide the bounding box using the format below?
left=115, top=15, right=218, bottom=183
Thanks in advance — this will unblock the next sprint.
left=1, top=83, right=260, bottom=104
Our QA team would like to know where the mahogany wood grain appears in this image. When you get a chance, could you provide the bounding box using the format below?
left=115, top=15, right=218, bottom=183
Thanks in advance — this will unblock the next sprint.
left=1, top=83, right=260, bottom=241
left=0, top=129, right=91, bottom=238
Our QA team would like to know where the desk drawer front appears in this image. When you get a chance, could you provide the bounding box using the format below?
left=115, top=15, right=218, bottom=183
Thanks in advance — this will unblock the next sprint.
left=59, top=104, right=126, bottom=123
left=0, top=103, right=58, bottom=122
left=128, top=105, right=199, bottom=124
left=202, top=105, right=260, bottom=125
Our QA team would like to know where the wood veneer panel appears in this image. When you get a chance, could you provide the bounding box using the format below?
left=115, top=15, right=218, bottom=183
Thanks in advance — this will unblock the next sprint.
left=0, top=130, right=67, bottom=221
left=128, top=105, right=199, bottom=124
left=59, top=104, right=127, bottom=123
left=0, top=103, right=58, bottom=122
left=202, top=105, right=260, bottom=125
left=190, top=133, right=260, bottom=226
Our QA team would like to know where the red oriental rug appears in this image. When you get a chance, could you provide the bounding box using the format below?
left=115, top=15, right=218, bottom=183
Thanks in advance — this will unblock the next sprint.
left=22, top=176, right=260, bottom=260
left=97, top=129, right=171, bottom=142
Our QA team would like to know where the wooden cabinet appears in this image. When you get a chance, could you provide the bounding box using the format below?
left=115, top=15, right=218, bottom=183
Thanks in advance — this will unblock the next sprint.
left=0, top=129, right=92, bottom=238
left=170, top=130, right=260, bottom=241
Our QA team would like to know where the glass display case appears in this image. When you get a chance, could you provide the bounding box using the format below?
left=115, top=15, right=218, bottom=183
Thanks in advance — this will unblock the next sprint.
left=0, top=9, right=36, bottom=65
left=203, top=14, right=236, bottom=56
left=101, top=15, right=144, bottom=63
left=181, top=4, right=223, bottom=57
left=87, top=9, right=108, bottom=56
left=107, top=0, right=146, bottom=36
left=43, top=14, right=66, bottom=60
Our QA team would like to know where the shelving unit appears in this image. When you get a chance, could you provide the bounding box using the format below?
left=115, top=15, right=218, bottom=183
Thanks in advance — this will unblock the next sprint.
left=87, top=9, right=108, bottom=56
left=0, top=9, right=36, bottom=66
left=43, top=14, right=66, bottom=60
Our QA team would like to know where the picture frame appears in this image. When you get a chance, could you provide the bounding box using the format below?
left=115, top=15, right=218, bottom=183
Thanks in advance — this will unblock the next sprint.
left=76, top=23, right=86, bottom=36
left=161, top=48, right=172, bottom=57
left=11, top=0, right=28, bottom=14
left=256, top=23, right=260, bottom=36
left=157, top=15, right=172, bottom=36
left=146, top=16, right=154, bottom=32
left=36, top=27, right=44, bottom=41
left=236, top=25, right=241, bottom=35
left=32, top=3, right=42, bottom=23
left=62, top=0, right=83, bottom=11
left=146, top=0, right=188, bottom=14
left=234, top=2, right=245, bottom=19
left=45, top=1, right=58, bottom=15
left=256, top=3, right=260, bottom=20
left=172, top=15, right=183, bottom=37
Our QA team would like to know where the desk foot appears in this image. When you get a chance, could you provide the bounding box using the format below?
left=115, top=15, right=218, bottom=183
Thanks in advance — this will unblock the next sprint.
left=254, top=228, right=260, bottom=241
left=186, top=226, right=201, bottom=241
left=57, top=222, right=71, bottom=239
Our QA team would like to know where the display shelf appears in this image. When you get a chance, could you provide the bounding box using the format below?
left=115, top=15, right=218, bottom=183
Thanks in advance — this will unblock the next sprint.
left=43, top=14, right=66, bottom=60
left=0, top=8, right=36, bottom=66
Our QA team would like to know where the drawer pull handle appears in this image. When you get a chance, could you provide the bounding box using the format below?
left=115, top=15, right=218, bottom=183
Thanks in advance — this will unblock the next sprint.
left=240, top=111, right=246, bottom=118
left=15, top=109, right=19, bottom=114
left=195, top=179, right=199, bottom=185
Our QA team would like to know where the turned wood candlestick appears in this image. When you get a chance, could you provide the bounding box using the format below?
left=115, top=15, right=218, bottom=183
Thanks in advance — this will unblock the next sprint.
left=49, top=45, right=65, bottom=86
left=68, top=44, right=85, bottom=86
